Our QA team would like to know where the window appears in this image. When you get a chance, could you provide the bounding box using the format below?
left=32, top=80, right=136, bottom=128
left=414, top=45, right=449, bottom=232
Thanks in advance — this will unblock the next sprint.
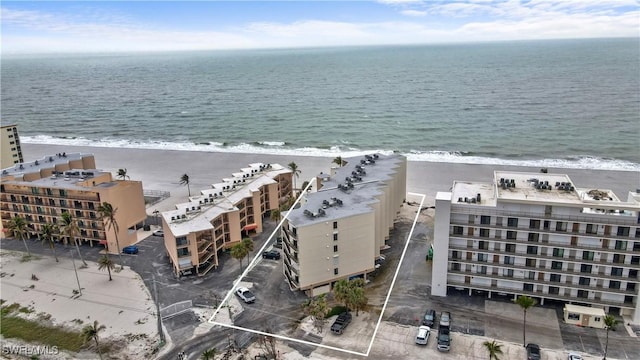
left=613, top=254, right=624, bottom=263
left=453, top=226, right=463, bottom=235
left=527, top=246, right=538, bottom=255
left=176, top=237, right=188, bottom=247
left=609, top=280, right=621, bottom=289
left=334, top=268, right=339, bottom=275
left=333, top=233, right=338, bottom=241
left=529, top=219, right=540, bottom=229
left=452, top=251, right=460, bottom=259
left=632, top=256, right=640, bottom=265
left=504, top=256, right=514, bottom=265
left=452, top=263, right=461, bottom=271
left=615, top=240, right=627, bottom=250
left=580, top=264, right=592, bottom=273
left=528, top=271, right=536, bottom=280
left=578, top=277, right=590, bottom=286
left=479, top=229, right=490, bottom=238
left=526, top=258, right=536, bottom=267
left=333, top=245, right=338, bottom=253
left=543, top=220, right=550, bottom=230
left=577, top=290, right=588, bottom=298
left=507, top=218, right=518, bottom=227
left=567, top=312, right=580, bottom=320
left=478, top=253, right=488, bottom=262
left=507, top=231, right=517, bottom=240
left=478, top=240, right=488, bottom=250
left=523, top=283, right=534, bottom=291
left=59, top=189, right=67, bottom=197
left=333, top=221, right=338, bottom=229
left=556, top=222, right=567, bottom=231
left=551, top=261, right=563, bottom=270
left=505, top=244, right=516, bottom=253
left=582, top=251, right=594, bottom=261
left=617, top=227, right=630, bottom=236
left=60, top=199, right=67, bottom=207
left=479, top=266, right=487, bottom=274
left=549, top=286, right=560, bottom=295
left=550, top=274, right=561, bottom=282
left=177, top=248, right=189, bottom=257
left=528, top=233, right=539, bottom=242
left=480, top=215, right=491, bottom=225
left=552, top=248, right=564, bottom=257
left=503, top=268, right=514, bottom=277
left=586, top=224, right=597, bottom=234
left=611, top=267, right=623, bottom=276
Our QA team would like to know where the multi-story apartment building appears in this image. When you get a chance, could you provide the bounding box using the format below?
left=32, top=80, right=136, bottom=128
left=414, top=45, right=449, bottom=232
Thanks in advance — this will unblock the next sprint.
left=0, top=153, right=146, bottom=254
left=432, top=171, right=640, bottom=323
left=282, top=154, right=407, bottom=297
left=161, top=163, right=292, bottom=277
left=1, top=124, right=24, bottom=168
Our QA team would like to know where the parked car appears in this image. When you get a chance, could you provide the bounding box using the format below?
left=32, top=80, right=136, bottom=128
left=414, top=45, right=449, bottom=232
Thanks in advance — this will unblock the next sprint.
left=437, top=327, right=451, bottom=352
left=415, top=325, right=431, bottom=345
left=526, top=343, right=541, bottom=360
left=440, top=311, right=451, bottom=328
left=422, top=309, right=436, bottom=327
left=330, top=312, right=352, bottom=335
left=262, top=250, right=281, bottom=260
left=568, top=353, right=583, bottom=360
left=122, top=245, right=139, bottom=254
left=235, top=287, right=255, bottom=304
left=152, top=229, right=164, bottom=237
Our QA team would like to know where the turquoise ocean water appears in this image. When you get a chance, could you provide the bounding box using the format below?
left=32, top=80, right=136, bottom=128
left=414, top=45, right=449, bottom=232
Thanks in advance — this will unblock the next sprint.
left=1, top=38, right=639, bottom=171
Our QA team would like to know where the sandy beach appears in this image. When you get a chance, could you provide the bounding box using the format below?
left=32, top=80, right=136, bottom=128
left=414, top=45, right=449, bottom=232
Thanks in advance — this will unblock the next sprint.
left=21, top=143, right=640, bottom=208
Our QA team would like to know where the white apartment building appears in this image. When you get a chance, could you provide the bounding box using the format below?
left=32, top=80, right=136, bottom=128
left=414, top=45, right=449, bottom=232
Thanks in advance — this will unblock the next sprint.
left=432, top=171, right=640, bottom=323
left=161, top=163, right=292, bottom=277
left=282, top=154, right=407, bottom=296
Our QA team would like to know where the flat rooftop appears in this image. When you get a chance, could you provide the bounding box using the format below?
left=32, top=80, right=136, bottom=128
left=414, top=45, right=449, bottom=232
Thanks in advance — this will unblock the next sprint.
left=288, top=153, right=404, bottom=227
left=1, top=152, right=92, bottom=177
left=451, top=171, right=640, bottom=214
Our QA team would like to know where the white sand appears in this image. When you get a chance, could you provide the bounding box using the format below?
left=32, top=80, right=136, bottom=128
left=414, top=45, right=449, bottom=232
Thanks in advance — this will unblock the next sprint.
left=0, top=250, right=158, bottom=359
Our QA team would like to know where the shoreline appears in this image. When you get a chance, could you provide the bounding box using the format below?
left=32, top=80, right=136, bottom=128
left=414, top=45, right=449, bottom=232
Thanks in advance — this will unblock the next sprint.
left=20, top=143, right=640, bottom=204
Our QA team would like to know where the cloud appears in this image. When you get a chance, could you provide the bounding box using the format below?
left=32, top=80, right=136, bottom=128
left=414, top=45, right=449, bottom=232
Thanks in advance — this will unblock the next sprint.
left=400, top=9, right=428, bottom=17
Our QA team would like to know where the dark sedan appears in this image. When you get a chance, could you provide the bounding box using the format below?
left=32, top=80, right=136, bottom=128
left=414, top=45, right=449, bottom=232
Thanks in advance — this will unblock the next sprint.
left=262, top=250, right=281, bottom=260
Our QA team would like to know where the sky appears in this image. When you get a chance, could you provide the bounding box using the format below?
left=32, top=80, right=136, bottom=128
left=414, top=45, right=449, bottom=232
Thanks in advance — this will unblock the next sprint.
left=1, top=1, right=639, bottom=54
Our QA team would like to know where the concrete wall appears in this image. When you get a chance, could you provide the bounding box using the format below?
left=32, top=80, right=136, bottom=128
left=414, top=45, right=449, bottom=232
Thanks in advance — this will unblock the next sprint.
left=431, top=191, right=452, bottom=297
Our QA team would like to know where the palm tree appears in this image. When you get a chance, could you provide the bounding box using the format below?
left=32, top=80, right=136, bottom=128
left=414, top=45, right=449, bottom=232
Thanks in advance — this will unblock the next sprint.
left=287, top=162, right=301, bottom=195
left=332, top=156, right=347, bottom=167
left=483, top=340, right=503, bottom=360
left=40, top=223, right=59, bottom=262
left=98, top=255, right=115, bottom=281
left=201, top=347, right=218, bottom=360
left=116, top=168, right=129, bottom=180
left=242, top=238, right=254, bottom=266
left=7, top=216, right=31, bottom=256
left=97, top=202, right=124, bottom=270
left=60, top=212, right=87, bottom=266
left=270, top=209, right=281, bottom=224
left=82, top=320, right=106, bottom=360
left=514, top=295, right=537, bottom=346
left=603, top=314, right=620, bottom=359
left=230, top=242, right=248, bottom=273
left=180, top=173, right=191, bottom=197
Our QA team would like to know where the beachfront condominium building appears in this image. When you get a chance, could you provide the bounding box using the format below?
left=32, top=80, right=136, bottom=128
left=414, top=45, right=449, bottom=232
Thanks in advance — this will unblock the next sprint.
left=432, top=171, right=640, bottom=323
left=161, top=163, right=292, bottom=277
left=282, top=154, right=407, bottom=297
left=0, top=153, right=146, bottom=254
left=1, top=124, right=24, bottom=169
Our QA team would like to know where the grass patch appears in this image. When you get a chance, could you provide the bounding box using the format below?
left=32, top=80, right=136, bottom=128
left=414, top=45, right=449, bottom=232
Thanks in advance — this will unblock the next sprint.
left=0, top=315, right=85, bottom=352
left=18, top=306, right=34, bottom=314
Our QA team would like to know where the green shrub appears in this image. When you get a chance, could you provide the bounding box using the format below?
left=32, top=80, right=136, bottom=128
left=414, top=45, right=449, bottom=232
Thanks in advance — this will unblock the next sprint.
left=326, top=305, right=348, bottom=318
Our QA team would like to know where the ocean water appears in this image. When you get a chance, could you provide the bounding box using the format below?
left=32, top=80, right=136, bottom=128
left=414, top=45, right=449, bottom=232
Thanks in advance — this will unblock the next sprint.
left=2, top=38, right=639, bottom=171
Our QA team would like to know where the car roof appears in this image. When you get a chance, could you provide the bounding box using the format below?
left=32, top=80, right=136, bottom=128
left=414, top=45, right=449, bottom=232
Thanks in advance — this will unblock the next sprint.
left=418, top=326, right=430, bottom=331
left=238, top=287, right=250, bottom=292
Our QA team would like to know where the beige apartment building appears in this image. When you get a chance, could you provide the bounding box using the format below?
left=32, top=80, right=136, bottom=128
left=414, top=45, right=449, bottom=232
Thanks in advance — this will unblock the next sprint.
left=282, top=153, right=407, bottom=296
left=1, top=124, right=24, bottom=169
left=0, top=153, right=146, bottom=254
left=432, top=171, right=640, bottom=323
left=161, top=163, right=292, bottom=277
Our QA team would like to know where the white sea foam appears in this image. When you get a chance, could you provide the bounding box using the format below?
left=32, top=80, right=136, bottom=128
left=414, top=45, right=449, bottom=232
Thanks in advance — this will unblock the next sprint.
left=21, top=135, right=640, bottom=172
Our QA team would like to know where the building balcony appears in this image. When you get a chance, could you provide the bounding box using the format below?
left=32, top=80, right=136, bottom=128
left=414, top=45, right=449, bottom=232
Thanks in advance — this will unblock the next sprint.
left=446, top=277, right=636, bottom=309
left=450, top=234, right=640, bottom=255
left=448, top=260, right=639, bottom=286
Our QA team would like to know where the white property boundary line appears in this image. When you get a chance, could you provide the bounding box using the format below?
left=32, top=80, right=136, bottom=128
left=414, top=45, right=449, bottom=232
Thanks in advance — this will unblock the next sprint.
left=208, top=183, right=426, bottom=357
